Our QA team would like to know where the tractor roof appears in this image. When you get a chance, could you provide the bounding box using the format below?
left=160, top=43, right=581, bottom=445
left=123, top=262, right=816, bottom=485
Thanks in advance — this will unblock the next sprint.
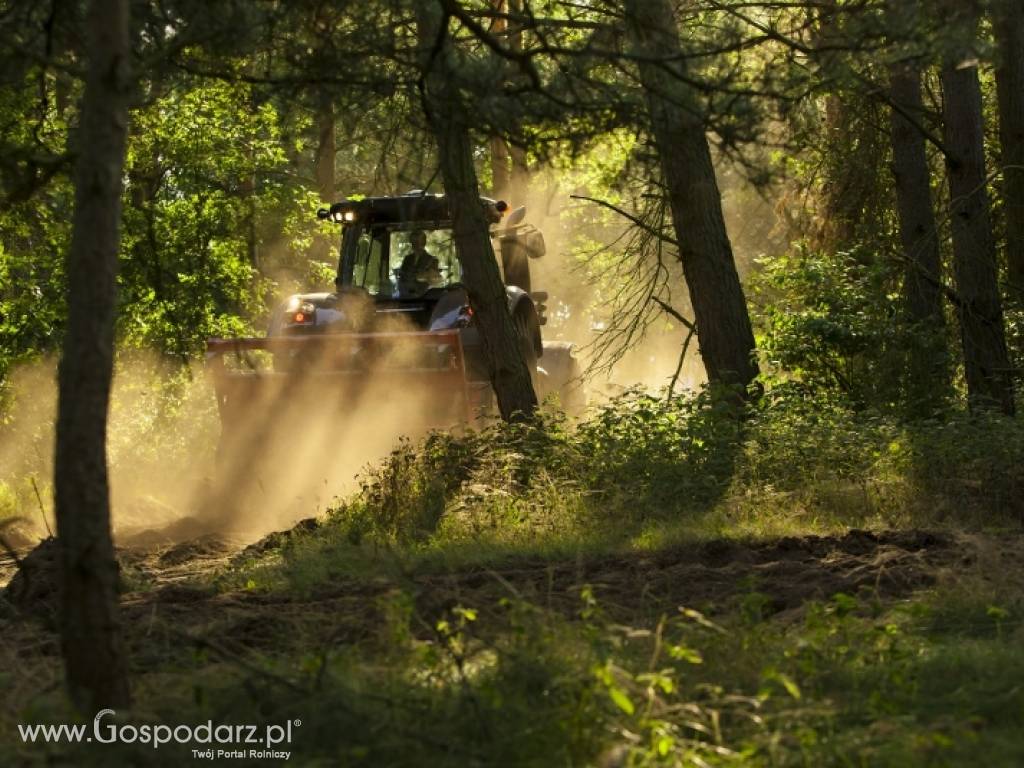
left=317, top=192, right=507, bottom=226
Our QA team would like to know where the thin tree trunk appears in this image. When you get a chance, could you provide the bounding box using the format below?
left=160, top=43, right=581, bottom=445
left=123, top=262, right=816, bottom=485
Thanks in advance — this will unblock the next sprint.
left=623, top=0, right=759, bottom=393
left=816, top=0, right=857, bottom=248
left=491, top=136, right=510, bottom=198
left=489, top=0, right=511, bottom=199
left=890, top=61, right=943, bottom=325
left=55, top=0, right=131, bottom=711
left=315, top=93, right=335, bottom=203
left=313, top=92, right=336, bottom=265
left=940, top=8, right=1015, bottom=415
left=416, top=3, right=537, bottom=420
left=886, top=0, right=949, bottom=410
left=994, top=0, right=1024, bottom=291
left=507, top=0, right=529, bottom=206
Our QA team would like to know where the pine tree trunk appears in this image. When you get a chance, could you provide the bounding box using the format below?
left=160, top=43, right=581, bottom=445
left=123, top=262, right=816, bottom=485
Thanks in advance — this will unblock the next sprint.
left=55, top=0, right=132, bottom=712
left=507, top=0, right=529, bottom=206
left=886, top=0, right=949, bottom=409
left=416, top=4, right=537, bottom=420
left=315, top=94, right=335, bottom=204
left=994, top=0, right=1024, bottom=291
left=940, top=12, right=1015, bottom=415
left=623, top=0, right=759, bottom=393
left=891, top=60, right=944, bottom=325
left=488, top=1, right=512, bottom=200
left=491, top=135, right=511, bottom=198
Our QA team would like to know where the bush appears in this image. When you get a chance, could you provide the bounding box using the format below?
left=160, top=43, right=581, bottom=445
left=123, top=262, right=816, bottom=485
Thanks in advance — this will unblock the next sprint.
left=753, top=245, right=953, bottom=414
left=248, top=385, right=1024, bottom=588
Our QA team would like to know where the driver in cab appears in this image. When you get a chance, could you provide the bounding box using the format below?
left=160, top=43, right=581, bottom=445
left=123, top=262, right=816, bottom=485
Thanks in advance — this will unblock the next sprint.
left=397, top=230, right=442, bottom=295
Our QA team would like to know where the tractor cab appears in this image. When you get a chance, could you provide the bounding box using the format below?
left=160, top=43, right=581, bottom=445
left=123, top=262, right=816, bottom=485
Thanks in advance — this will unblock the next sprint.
left=269, top=193, right=547, bottom=361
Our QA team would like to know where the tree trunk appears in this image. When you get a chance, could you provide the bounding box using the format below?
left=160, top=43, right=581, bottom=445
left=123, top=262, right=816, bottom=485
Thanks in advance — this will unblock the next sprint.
left=491, top=136, right=511, bottom=198
left=815, top=0, right=862, bottom=249
left=312, top=92, right=336, bottom=265
left=416, top=3, right=537, bottom=420
left=886, top=0, right=949, bottom=409
left=315, top=93, right=335, bottom=203
left=55, top=0, right=131, bottom=712
left=994, top=0, right=1024, bottom=291
left=489, top=1, right=511, bottom=199
left=487, top=0, right=528, bottom=206
left=507, top=0, right=530, bottom=206
left=940, top=9, right=1015, bottom=415
left=623, top=0, right=759, bottom=393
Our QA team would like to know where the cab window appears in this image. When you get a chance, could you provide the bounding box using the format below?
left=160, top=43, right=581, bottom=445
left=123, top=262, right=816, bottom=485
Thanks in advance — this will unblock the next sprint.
left=387, top=228, right=461, bottom=297
left=352, top=231, right=385, bottom=294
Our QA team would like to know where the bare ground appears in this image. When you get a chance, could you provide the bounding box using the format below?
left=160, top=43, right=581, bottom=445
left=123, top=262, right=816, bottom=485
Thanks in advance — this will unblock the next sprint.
left=2, top=528, right=1015, bottom=684
left=3, top=528, right=1019, bottom=672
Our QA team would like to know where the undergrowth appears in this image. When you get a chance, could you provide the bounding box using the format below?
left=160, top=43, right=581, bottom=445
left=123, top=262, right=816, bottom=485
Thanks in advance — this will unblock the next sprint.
left=5, top=388, right=1024, bottom=767
left=8, top=577, right=1023, bottom=767
left=225, top=386, right=1024, bottom=593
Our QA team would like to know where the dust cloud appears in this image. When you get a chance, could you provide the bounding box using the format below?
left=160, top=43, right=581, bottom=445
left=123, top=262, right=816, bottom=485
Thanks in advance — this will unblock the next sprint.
left=503, top=177, right=693, bottom=398
left=0, top=330, right=456, bottom=549
left=201, top=315, right=466, bottom=539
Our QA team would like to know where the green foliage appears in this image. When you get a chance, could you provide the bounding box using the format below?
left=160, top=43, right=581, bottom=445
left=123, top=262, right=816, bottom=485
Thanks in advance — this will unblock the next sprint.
left=222, top=386, right=1023, bottom=603
left=753, top=245, right=954, bottom=413
left=754, top=245, right=899, bottom=405
left=0, top=196, right=72, bottom=383
left=119, top=80, right=301, bottom=357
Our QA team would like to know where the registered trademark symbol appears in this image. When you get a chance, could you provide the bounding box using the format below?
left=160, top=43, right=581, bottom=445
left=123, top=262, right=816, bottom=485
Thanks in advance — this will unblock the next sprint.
left=293, top=719, right=302, bottom=727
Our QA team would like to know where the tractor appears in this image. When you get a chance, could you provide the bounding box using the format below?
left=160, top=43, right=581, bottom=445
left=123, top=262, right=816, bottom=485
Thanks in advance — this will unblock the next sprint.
left=205, top=191, right=584, bottom=460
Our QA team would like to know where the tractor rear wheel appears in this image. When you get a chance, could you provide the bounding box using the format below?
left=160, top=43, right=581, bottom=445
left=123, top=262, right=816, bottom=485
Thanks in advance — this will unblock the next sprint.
left=515, top=310, right=538, bottom=386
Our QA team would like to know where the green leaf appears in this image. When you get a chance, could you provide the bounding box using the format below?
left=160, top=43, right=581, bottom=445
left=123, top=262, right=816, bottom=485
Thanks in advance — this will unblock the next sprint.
left=608, top=686, right=635, bottom=716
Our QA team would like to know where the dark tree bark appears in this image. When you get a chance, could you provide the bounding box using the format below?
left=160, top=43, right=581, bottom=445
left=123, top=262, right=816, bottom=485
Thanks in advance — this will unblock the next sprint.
left=416, top=3, right=538, bottom=420
left=488, top=1, right=512, bottom=199
left=312, top=91, right=336, bottom=265
left=816, top=0, right=858, bottom=248
left=940, top=8, right=1015, bottom=415
left=55, top=0, right=132, bottom=711
left=886, top=0, right=949, bottom=408
left=994, top=0, right=1024, bottom=291
left=314, top=93, right=335, bottom=203
left=486, top=0, right=528, bottom=206
left=623, top=0, right=759, bottom=393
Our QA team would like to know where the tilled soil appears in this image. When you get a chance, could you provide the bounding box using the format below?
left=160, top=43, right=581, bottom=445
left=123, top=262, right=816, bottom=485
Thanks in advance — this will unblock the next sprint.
left=3, top=528, right=1013, bottom=665
left=126, top=528, right=977, bottom=654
